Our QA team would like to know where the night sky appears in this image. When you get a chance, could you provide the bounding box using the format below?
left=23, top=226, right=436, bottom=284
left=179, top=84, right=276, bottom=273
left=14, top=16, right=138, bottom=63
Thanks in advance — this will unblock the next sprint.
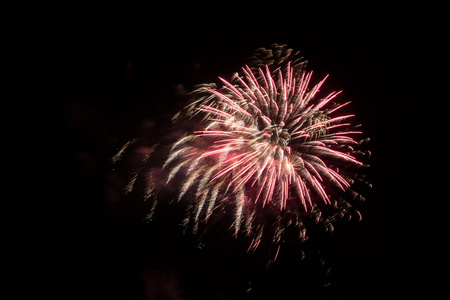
left=13, top=1, right=446, bottom=299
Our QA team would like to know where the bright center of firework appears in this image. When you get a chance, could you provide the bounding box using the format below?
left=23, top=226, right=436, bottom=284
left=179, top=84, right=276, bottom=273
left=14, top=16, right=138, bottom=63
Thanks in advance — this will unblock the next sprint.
left=267, top=122, right=291, bottom=157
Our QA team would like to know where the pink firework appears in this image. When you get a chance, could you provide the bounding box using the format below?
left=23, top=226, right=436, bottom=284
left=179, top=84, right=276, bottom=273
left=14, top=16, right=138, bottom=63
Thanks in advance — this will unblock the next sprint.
left=115, top=46, right=370, bottom=255
left=163, top=64, right=368, bottom=250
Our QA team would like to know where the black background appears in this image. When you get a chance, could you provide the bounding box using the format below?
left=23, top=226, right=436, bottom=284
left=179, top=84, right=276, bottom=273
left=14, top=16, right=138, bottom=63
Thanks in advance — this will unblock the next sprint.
left=11, top=1, right=446, bottom=299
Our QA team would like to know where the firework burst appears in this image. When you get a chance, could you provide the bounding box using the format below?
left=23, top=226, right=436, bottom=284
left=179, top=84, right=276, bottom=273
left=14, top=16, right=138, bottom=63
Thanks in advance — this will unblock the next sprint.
left=115, top=45, right=370, bottom=257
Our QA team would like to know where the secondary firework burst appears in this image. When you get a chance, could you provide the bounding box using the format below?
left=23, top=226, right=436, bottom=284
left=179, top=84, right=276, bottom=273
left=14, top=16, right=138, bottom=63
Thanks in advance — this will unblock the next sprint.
left=114, top=45, right=370, bottom=257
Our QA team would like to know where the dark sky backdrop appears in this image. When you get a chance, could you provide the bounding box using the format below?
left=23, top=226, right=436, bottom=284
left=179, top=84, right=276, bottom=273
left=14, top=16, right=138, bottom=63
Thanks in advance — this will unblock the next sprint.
left=14, top=1, right=446, bottom=299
